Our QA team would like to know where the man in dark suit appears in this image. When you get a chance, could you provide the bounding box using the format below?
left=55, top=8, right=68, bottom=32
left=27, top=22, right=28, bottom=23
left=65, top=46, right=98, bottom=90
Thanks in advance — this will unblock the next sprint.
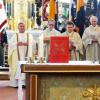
left=0, top=29, right=8, bottom=66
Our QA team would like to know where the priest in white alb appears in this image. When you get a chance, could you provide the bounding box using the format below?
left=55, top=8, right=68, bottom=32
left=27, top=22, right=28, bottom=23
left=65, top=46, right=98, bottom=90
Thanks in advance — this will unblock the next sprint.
left=8, top=22, right=36, bottom=87
left=38, top=20, right=61, bottom=60
left=62, top=21, right=83, bottom=60
left=82, top=16, right=100, bottom=61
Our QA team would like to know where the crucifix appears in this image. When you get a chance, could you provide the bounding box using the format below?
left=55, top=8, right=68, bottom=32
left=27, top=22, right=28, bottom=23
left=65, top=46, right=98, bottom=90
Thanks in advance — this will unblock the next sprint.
left=82, top=84, right=100, bottom=100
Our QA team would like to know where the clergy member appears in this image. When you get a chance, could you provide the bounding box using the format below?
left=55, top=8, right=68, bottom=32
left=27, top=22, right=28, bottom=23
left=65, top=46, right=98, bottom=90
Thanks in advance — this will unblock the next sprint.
left=82, top=16, right=100, bottom=61
left=0, top=29, right=8, bottom=67
left=8, top=22, right=36, bottom=87
left=62, top=21, right=83, bottom=60
left=38, top=19, right=61, bottom=61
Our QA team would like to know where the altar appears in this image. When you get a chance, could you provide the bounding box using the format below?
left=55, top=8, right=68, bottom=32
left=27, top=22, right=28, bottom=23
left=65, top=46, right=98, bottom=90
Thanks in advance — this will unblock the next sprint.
left=21, top=62, right=100, bottom=100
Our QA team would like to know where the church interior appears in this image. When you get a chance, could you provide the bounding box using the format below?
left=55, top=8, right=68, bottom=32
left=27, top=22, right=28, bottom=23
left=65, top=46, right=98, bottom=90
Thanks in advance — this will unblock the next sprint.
left=0, top=0, right=100, bottom=100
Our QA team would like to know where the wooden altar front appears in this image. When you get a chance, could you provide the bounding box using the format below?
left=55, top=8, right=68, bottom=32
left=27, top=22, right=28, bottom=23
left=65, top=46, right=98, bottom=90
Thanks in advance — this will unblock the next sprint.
left=21, top=64, right=100, bottom=100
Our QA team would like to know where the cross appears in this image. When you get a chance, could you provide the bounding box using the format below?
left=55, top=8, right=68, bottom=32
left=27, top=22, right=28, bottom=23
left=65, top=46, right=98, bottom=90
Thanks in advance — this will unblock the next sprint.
left=82, top=84, right=100, bottom=100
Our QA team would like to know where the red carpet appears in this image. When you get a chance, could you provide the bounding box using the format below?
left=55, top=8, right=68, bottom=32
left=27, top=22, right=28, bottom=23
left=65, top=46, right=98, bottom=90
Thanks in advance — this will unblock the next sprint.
left=0, top=81, right=25, bottom=100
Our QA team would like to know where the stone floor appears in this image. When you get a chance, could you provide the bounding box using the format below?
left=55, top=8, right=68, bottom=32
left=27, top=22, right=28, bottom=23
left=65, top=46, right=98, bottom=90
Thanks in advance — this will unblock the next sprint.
left=0, top=81, right=25, bottom=100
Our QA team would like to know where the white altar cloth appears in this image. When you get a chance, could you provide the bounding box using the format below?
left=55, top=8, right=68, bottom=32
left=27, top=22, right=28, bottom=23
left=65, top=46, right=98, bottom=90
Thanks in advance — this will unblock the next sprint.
left=19, top=61, right=100, bottom=66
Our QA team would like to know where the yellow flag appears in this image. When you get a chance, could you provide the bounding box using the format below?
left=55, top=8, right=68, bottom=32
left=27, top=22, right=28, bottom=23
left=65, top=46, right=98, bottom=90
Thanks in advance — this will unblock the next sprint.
left=48, top=0, right=56, bottom=20
left=77, top=0, right=84, bottom=12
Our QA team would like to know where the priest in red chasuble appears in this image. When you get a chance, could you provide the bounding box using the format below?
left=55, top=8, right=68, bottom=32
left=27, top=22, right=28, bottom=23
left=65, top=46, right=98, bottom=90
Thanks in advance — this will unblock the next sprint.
left=62, top=21, right=83, bottom=60
left=8, top=22, right=36, bottom=87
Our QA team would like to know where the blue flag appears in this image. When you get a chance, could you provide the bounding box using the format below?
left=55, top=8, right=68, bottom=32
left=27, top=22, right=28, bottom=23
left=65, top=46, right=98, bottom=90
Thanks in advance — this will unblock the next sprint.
left=97, top=2, right=100, bottom=25
left=85, top=0, right=98, bottom=27
left=76, top=0, right=85, bottom=38
left=86, top=0, right=97, bottom=16
left=71, top=0, right=77, bottom=24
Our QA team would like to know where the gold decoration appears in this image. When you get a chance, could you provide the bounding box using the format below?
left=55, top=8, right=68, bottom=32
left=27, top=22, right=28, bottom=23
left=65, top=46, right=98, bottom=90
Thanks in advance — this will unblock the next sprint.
left=39, top=57, right=46, bottom=63
left=25, top=57, right=32, bottom=63
left=39, top=57, right=44, bottom=63
left=83, top=84, right=100, bottom=100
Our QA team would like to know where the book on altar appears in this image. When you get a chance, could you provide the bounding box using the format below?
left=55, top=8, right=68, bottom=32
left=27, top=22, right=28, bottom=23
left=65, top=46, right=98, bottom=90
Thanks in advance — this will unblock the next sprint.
left=48, top=36, right=69, bottom=63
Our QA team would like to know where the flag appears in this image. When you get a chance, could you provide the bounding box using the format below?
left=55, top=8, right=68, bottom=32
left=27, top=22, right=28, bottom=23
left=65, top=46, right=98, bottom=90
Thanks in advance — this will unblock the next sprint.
left=42, top=0, right=49, bottom=21
left=86, top=0, right=97, bottom=16
left=97, top=1, right=100, bottom=25
left=92, top=0, right=98, bottom=15
left=36, top=1, right=42, bottom=26
left=0, top=0, right=7, bottom=32
left=48, top=0, right=56, bottom=20
left=85, top=0, right=98, bottom=27
left=76, top=0, right=85, bottom=38
left=71, top=0, right=77, bottom=23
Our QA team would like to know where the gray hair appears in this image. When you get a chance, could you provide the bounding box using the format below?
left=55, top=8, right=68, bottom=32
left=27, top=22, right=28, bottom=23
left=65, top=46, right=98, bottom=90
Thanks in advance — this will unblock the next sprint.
left=90, top=16, right=98, bottom=23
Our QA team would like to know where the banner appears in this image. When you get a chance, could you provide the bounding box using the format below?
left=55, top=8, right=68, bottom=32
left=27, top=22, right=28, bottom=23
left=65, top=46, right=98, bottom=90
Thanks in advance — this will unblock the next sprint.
left=0, top=0, right=7, bottom=32
left=42, top=0, right=49, bottom=21
left=97, top=1, right=100, bottom=25
left=48, top=0, right=56, bottom=20
left=71, top=0, right=77, bottom=23
left=76, top=0, right=85, bottom=37
left=85, top=0, right=98, bottom=27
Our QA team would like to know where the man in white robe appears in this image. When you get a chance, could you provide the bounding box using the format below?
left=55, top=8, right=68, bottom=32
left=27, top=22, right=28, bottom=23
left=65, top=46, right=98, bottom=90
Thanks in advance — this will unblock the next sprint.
left=62, top=21, right=83, bottom=60
left=38, top=20, right=61, bottom=61
left=8, top=22, right=36, bottom=87
left=82, top=16, right=100, bottom=61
